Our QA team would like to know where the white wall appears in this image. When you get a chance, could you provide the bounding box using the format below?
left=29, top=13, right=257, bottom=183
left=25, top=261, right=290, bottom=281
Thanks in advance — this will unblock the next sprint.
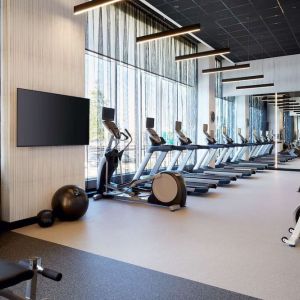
left=197, top=45, right=216, bottom=145
left=267, top=104, right=284, bottom=150
left=235, top=96, right=249, bottom=140
left=1, top=0, right=85, bottom=222
left=223, top=54, right=300, bottom=97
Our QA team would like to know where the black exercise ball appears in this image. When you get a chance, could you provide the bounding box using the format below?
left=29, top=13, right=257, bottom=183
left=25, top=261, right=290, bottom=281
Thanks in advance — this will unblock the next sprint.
left=37, top=210, right=55, bottom=228
left=51, top=185, right=89, bottom=221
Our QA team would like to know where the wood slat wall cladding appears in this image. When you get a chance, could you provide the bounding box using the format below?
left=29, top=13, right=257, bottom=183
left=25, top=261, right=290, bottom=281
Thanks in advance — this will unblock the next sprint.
left=1, top=0, right=86, bottom=222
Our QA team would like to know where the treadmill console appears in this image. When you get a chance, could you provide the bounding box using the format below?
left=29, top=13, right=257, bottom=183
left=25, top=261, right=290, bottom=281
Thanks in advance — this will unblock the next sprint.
left=175, top=121, right=192, bottom=145
left=253, top=130, right=262, bottom=143
left=103, top=120, right=121, bottom=140
left=102, top=107, right=121, bottom=139
left=203, top=124, right=216, bottom=144
left=222, top=126, right=233, bottom=144
left=146, top=118, right=165, bottom=146
left=238, top=128, right=248, bottom=144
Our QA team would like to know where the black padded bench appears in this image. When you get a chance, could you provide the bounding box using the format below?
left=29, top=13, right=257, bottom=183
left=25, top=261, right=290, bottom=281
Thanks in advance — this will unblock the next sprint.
left=0, top=260, right=34, bottom=290
left=0, top=257, right=61, bottom=300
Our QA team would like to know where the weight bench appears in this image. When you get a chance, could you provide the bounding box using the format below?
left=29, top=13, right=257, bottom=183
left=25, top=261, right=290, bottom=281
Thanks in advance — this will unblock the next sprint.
left=0, top=257, right=62, bottom=300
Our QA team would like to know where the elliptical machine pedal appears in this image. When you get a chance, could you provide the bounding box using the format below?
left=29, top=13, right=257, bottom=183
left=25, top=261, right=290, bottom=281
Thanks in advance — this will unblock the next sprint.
left=282, top=205, right=300, bottom=247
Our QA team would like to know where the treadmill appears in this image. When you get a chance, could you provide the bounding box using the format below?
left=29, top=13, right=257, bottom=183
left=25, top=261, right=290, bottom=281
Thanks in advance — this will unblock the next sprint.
left=214, top=126, right=257, bottom=173
left=195, top=125, right=254, bottom=177
left=166, top=121, right=236, bottom=185
left=143, top=118, right=216, bottom=194
left=221, top=128, right=269, bottom=170
left=250, top=131, right=289, bottom=164
left=233, top=129, right=272, bottom=168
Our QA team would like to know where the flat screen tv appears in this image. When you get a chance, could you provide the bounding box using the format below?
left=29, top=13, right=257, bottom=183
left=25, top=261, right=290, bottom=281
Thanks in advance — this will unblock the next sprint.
left=17, top=88, right=90, bottom=147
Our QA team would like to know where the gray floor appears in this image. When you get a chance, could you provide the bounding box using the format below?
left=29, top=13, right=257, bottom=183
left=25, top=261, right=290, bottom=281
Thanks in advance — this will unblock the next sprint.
left=0, top=232, right=256, bottom=300
left=15, top=169, right=300, bottom=300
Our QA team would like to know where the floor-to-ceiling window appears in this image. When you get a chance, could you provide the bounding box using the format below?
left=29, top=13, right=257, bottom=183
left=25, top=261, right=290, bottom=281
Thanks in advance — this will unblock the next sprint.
left=85, top=3, right=198, bottom=183
left=249, top=96, right=267, bottom=142
left=216, top=96, right=236, bottom=143
left=215, top=59, right=236, bottom=143
left=284, top=112, right=295, bottom=143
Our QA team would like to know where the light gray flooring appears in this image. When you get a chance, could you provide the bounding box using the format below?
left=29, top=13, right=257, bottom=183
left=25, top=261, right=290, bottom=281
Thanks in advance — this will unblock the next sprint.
left=278, top=156, right=300, bottom=169
left=16, top=169, right=300, bottom=300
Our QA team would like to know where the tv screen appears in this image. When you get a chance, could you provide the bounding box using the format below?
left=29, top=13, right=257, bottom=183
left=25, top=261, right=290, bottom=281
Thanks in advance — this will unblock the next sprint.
left=17, top=88, right=90, bottom=147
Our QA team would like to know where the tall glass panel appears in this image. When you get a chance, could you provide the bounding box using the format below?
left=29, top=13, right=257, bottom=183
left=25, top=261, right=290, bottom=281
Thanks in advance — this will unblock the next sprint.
left=85, top=3, right=198, bottom=183
left=216, top=97, right=236, bottom=143
left=249, top=96, right=267, bottom=142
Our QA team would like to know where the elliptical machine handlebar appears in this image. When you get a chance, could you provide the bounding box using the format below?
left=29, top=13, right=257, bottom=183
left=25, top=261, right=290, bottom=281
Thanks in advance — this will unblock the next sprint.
left=121, top=129, right=133, bottom=152
left=124, top=129, right=131, bottom=139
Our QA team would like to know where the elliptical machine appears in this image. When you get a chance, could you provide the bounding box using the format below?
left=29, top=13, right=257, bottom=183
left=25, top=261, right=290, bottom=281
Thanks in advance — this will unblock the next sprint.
left=282, top=206, right=300, bottom=247
left=93, top=107, right=186, bottom=211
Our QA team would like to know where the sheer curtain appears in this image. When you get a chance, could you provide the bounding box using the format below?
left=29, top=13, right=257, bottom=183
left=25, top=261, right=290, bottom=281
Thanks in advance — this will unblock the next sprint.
left=85, top=3, right=198, bottom=181
left=215, top=97, right=236, bottom=143
left=215, top=60, right=237, bottom=143
left=284, top=112, right=294, bottom=143
left=249, top=97, right=267, bottom=142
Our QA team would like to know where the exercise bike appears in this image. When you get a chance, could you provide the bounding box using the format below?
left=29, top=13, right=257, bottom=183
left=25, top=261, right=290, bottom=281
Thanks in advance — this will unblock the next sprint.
left=93, top=107, right=186, bottom=212
left=0, top=257, right=62, bottom=300
left=282, top=205, right=300, bottom=247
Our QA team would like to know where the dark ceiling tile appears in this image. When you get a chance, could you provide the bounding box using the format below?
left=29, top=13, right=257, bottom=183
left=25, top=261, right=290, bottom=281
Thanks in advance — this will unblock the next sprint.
left=146, top=0, right=300, bottom=61
left=222, top=0, right=246, bottom=8
left=201, top=2, right=227, bottom=14
left=220, top=23, right=244, bottom=31
left=250, top=0, right=278, bottom=10
left=217, top=17, right=238, bottom=27
left=230, top=4, right=254, bottom=16
left=211, top=9, right=232, bottom=19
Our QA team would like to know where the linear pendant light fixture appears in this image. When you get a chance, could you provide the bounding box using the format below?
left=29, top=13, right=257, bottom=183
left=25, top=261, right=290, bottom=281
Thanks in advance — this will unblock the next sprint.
left=270, top=103, right=295, bottom=106
left=278, top=103, right=300, bottom=106
left=136, top=24, right=201, bottom=44
left=281, top=107, right=300, bottom=109
left=175, top=48, right=230, bottom=62
left=279, top=105, right=300, bottom=108
left=254, top=93, right=286, bottom=97
left=277, top=106, right=297, bottom=109
left=222, top=74, right=264, bottom=83
left=236, top=83, right=274, bottom=90
left=261, top=98, right=297, bottom=103
left=202, top=63, right=250, bottom=74
left=264, top=95, right=289, bottom=99
left=269, top=99, right=295, bottom=102
left=276, top=101, right=298, bottom=105
left=263, top=99, right=293, bottom=102
left=269, top=100, right=296, bottom=104
left=261, top=96, right=290, bottom=101
left=74, top=0, right=123, bottom=15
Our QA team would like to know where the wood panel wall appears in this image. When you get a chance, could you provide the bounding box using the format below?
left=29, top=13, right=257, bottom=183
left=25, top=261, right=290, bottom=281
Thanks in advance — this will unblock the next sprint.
left=1, top=0, right=86, bottom=222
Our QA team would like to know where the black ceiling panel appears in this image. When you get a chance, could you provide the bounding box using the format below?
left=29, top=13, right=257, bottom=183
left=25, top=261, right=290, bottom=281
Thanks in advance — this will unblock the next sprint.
left=146, top=0, right=300, bottom=62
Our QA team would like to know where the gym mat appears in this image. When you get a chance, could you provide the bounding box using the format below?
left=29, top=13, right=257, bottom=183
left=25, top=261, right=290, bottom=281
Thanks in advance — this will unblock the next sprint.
left=0, top=232, right=258, bottom=300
